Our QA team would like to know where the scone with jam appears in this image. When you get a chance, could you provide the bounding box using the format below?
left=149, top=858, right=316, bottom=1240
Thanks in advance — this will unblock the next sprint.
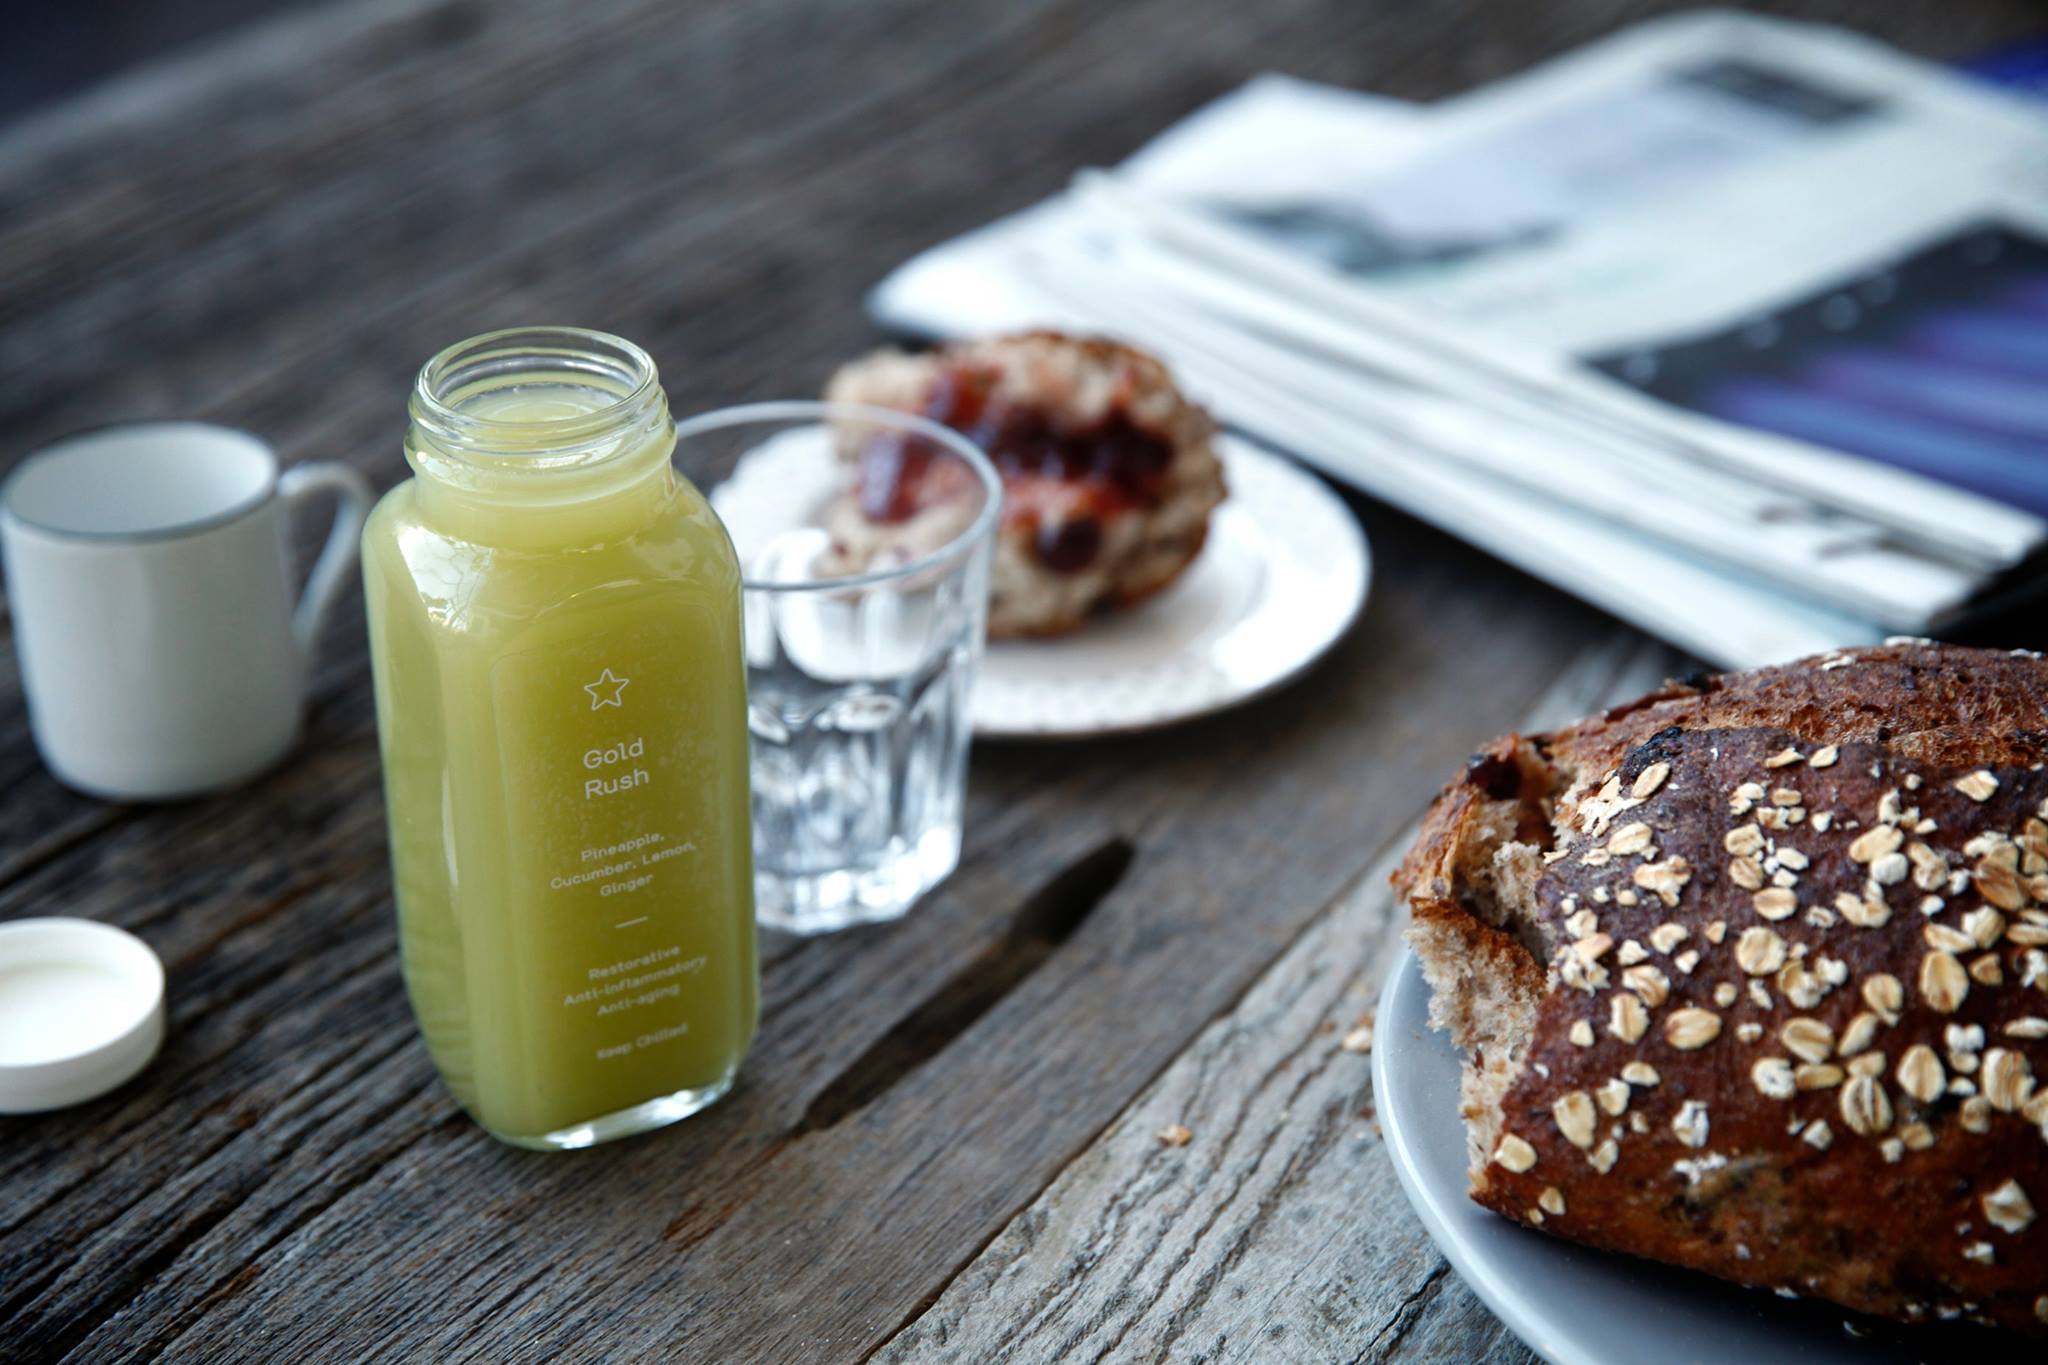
left=824, top=331, right=1226, bottom=638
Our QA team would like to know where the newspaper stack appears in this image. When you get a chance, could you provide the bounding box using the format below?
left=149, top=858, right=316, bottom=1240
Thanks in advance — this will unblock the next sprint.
left=868, top=10, right=2048, bottom=668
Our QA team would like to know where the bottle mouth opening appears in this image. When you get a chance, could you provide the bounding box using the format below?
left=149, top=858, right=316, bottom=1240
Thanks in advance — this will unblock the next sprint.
left=410, top=327, right=666, bottom=469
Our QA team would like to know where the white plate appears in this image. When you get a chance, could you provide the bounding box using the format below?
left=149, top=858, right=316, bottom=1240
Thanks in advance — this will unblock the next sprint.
left=1373, top=949, right=2030, bottom=1364
left=713, top=430, right=1369, bottom=740
left=972, top=435, right=1367, bottom=738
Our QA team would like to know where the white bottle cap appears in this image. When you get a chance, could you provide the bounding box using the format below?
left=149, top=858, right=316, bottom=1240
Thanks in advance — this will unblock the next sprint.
left=0, top=917, right=166, bottom=1113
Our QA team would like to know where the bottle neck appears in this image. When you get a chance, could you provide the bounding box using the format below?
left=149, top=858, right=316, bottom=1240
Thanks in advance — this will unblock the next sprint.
left=404, top=328, right=678, bottom=549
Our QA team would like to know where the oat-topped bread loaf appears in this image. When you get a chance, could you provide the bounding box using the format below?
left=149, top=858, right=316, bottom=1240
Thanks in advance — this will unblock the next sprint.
left=1394, top=640, right=2048, bottom=1336
left=824, top=330, right=1226, bottom=638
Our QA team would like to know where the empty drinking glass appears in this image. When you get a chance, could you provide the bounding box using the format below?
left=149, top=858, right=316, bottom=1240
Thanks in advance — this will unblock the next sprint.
left=690, top=401, right=999, bottom=935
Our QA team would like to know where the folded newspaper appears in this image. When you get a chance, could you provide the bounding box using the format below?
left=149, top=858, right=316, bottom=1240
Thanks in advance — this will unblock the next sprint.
left=868, top=8, right=2048, bottom=668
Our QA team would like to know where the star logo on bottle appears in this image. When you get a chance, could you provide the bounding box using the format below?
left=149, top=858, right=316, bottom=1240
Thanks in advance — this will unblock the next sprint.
left=583, top=668, right=631, bottom=710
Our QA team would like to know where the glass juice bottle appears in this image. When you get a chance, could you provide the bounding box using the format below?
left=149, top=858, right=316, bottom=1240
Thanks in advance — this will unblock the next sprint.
left=363, top=327, right=758, bottom=1149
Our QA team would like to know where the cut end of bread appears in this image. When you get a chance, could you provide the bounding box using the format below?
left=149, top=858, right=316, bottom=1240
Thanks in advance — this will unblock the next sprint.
left=1407, top=906, right=1545, bottom=1179
left=1394, top=736, right=1564, bottom=1184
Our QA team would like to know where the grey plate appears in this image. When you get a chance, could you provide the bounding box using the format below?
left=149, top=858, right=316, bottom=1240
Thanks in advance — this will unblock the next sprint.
left=1373, top=949, right=2028, bottom=1364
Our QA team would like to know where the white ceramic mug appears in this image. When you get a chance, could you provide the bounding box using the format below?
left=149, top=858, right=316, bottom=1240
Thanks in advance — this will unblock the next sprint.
left=0, top=422, right=373, bottom=800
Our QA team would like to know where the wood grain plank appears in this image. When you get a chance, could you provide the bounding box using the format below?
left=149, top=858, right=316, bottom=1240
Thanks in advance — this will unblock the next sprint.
left=415, top=573, right=1630, bottom=1365
left=873, top=634, right=1683, bottom=1364
left=31, top=506, right=1619, bottom=1364
left=0, top=0, right=1333, bottom=452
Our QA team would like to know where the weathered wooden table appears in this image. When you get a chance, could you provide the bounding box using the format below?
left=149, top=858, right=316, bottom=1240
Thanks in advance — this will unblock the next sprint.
left=2, top=1, right=2039, bottom=1360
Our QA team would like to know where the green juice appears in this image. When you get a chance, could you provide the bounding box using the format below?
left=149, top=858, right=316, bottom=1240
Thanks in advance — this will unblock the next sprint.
left=363, top=328, right=757, bottom=1149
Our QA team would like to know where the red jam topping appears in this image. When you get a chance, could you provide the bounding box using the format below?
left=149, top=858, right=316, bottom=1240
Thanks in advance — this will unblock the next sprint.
left=852, top=364, right=1176, bottom=575
left=1033, top=517, right=1103, bottom=574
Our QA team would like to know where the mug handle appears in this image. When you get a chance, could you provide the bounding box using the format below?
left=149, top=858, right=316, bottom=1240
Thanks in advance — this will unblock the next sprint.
left=278, top=462, right=374, bottom=659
